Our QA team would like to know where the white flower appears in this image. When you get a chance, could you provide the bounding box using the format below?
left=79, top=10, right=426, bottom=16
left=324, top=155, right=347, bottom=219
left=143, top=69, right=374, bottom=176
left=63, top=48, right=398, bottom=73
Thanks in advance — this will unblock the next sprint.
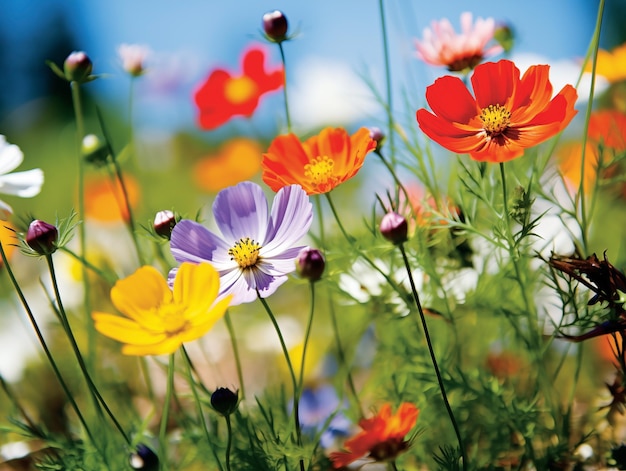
left=0, top=136, right=43, bottom=219
left=118, top=43, right=151, bottom=76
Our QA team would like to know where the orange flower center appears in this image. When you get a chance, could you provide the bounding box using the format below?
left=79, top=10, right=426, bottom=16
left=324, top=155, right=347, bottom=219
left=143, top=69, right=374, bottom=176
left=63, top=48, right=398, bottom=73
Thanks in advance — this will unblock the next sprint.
left=304, top=156, right=336, bottom=190
left=228, top=237, right=261, bottom=269
left=480, top=104, right=511, bottom=136
left=159, top=303, right=190, bottom=336
left=225, top=76, right=257, bottom=104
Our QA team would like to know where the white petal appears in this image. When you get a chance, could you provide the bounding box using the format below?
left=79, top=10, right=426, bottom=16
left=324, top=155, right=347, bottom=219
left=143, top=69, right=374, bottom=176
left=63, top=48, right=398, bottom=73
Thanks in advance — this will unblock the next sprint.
left=0, top=199, right=13, bottom=220
left=0, top=137, right=24, bottom=175
left=0, top=169, right=44, bottom=197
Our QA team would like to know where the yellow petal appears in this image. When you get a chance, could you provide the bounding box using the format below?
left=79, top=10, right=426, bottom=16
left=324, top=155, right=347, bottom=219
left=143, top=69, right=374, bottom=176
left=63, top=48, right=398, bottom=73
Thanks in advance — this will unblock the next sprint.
left=122, top=336, right=182, bottom=356
left=111, top=266, right=171, bottom=325
left=92, top=312, right=167, bottom=345
left=187, top=295, right=232, bottom=329
left=173, top=262, right=221, bottom=314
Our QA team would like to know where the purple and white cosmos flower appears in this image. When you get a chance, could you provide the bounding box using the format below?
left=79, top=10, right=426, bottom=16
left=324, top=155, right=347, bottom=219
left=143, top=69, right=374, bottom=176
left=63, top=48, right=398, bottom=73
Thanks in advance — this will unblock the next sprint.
left=170, top=181, right=313, bottom=305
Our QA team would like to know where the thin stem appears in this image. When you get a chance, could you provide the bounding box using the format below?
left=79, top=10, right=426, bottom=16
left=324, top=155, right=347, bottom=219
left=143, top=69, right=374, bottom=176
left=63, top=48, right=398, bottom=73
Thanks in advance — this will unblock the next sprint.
left=159, top=354, right=176, bottom=469
left=139, top=357, right=156, bottom=403
left=0, top=243, right=96, bottom=447
left=398, top=244, right=466, bottom=470
left=378, top=0, right=395, bottom=162
left=298, top=282, right=316, bottom=390
left=327, top=293, right=364, bottom=418
left=389, top=460, right=399, bottom=471
left=70, top=80, right=95, bottom=372
left=324, top=192, right=353, bottom=243
left=374, top=149, right=410, bottom=208
left=277, top=42, right=292, bottom=133
left=0, top=374, right=38, bottom=432
left=45, top=254, right=130, bottom=445
left=181, top=346, right=224, bottom=471
left=224, top=414, right=234, bottom=471
left=256, top=294, right=305, bottom=471
left=224, top=310, right=246, bottom=400
left=59, top=246, right=118, bottom=284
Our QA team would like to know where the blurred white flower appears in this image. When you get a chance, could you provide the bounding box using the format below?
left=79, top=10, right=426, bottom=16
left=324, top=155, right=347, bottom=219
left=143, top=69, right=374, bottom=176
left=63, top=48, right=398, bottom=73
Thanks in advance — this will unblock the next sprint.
left=118, top=43, right=151, bottom=77
left=0, top=136, right=43, bottom=219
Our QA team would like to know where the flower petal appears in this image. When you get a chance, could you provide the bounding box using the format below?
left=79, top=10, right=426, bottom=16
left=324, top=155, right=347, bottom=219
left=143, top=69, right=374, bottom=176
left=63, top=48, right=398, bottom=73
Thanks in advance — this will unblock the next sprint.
left=213, top=181, right=269, bottom=243
left=471, top=59, right=519, bottom=108
left=170, top=219, right=232, bottom=268
left=0, top=137, right=24, bottom=175
left=262, top=133, right=313, bottom=192
left=0, top=169, right=44, bottom=197
left=92, top=313, right=167, bottom=345
left=424, top=76, right=478, bottom=124
left=122, top=336, right=183, bottom=356
left=263, top=184, right=312, bottom=254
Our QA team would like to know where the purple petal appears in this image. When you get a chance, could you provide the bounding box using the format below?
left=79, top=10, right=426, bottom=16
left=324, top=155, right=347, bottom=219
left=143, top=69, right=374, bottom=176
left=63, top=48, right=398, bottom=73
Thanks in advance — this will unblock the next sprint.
left=223, top=271, right=258, bottom=305
left=170, top=219, right=232, bottom=269
left=263, top=185, right=313, bottom=257
left=253, top=270, right=288, bottom=299
left=257, top=246, right=307, bottom=276
left=213, top=182, right=269, bottom=243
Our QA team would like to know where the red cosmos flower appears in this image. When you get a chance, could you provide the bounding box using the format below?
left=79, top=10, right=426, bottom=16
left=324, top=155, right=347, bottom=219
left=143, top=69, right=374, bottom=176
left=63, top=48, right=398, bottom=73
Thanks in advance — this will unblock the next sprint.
left=416, top=59, right=578, bottom=163
left=193, top=46, right=284, bottom=130
left=330, top=402, right=419, bottom=469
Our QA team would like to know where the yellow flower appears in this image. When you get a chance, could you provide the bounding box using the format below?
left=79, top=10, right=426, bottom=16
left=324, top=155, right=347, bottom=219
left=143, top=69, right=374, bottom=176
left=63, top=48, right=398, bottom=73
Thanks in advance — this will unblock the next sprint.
left=586, top=42, right=626, bottom=84
left=93, top=262, right=231, bottom=355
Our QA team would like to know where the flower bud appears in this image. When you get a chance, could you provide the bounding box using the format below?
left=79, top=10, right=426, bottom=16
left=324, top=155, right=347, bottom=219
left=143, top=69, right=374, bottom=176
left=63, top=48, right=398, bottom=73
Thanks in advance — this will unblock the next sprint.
left=81, top=134, right=109, bottom=166
left=129, top=444, right=159, bottom=471
left=153, top=210, right=176, bottom=239
left=118, top=43, right=150, bottom=77
left=369, top=127, right=385, bottom=152
left=63, top=51, right=93, bottom=83
left=380, top=211, right=408, bottom=245
left=262, top=10, right=289, bottom=42
left=296, top=248, right=325, bottom=282
left=26, top=220, right=58, bottom=255
left=494, top=23, right=515, bottom=53
left=211, top=387, right=238, bottom=416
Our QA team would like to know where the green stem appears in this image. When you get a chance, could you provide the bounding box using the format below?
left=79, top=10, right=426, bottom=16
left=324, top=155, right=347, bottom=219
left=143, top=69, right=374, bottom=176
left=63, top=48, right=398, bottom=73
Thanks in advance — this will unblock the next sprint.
left=59, top=246, right=118, bottom=284
left=159, top=354, right=176, bottom=469
left=389, top=460, right=399, bottom=471
left=181, top=346, right=224, bottom=471
left=277, top=42, right=292, bottom=133
left=399, top=244, right=466, bottom=470
left=257, top=294, right=304, bottom=471
left=298, top=282, right=316, bottom=390
left=70, top=80, right=95, bottom=372
left=45, top=254, right=130, bottom=445
left=224, top=310, right=246, bottom=400
left=378, top=0, right=395, bottom=162
left=224, top=414, right=233, bottom=471
left=0, top=243, right=97, bottom=447
left=374, top=149, right=410, bottom=210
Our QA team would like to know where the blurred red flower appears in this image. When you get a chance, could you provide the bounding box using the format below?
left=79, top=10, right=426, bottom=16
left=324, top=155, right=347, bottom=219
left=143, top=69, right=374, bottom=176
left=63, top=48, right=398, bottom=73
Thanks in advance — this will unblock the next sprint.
left=329, top=402, right=418, bottom=468
left=193, top=46, right=284, bottom=130
left=416, top=59, right=578, bottom=163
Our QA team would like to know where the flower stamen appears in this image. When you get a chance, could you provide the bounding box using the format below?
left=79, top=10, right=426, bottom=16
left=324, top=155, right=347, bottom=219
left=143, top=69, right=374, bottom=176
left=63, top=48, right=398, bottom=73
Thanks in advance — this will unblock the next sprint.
left=304, top=155, right=337, bottom=191
left=225, top=76, right=257, bottom=104
left=228, top=237, right=261, bottom=269
left=480, top=104, right=511, bottom=135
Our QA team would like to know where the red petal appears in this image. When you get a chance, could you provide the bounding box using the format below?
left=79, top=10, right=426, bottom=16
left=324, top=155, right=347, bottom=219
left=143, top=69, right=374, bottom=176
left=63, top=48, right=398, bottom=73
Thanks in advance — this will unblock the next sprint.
left=471, top=60, right=519, bottom=108
left=425, top=75, right=478, bottom=124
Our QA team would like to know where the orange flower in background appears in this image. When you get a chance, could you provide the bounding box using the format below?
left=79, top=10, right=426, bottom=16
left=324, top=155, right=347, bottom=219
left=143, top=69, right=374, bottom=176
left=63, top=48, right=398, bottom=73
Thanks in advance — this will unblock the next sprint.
left=83, top=174, right=140, bottom=222
left=585, top=42, right=626, bottom=84
left=416, top=59, right=578, bottom=163
left=0, top=221, right=17, bottom=265
left=194, top=138, right=262, bottom=192
left=262, top=127, right=376, bottom=195
left=193, top=46, right=284, bottom=130
left=557, top=110, right=626, bottom=193
left=330, top=402, right=418, bottom=469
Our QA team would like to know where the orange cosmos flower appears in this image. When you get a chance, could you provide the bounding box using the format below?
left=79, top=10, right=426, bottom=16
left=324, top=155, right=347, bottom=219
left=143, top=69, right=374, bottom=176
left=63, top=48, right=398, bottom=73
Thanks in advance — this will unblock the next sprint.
left=194, top=138, right=262, bottom=192
left=585, top=42, right=626, bottom=84
left=193, top=46, right=284, bottom=130
left=262, top=127, right=376, bottom=194
left=557, top=110, right=626, bottom=193
left=416, top=59, right=578, bottom=163
left=330, top=402, right=418, bottom=469
left=83, top=174, right=140, bottom=222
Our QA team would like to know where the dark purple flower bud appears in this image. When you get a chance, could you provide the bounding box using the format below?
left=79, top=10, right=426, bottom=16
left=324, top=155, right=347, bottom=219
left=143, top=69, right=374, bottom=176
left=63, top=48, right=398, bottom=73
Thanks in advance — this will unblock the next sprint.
left=296, top=248, right=325, bottom=282
left=63, top=51, right=93, bottom=83
left=153, top=210, right=176, bottom=239
left=369, top=127, right=385, bottom=151
left=129, top=444, right=159, bottom=471
left=26, top=220, right=58, bottom=255
left=211, top=387, right=238, bottom=416
left=262, top=10, right=289, bottom=42
left=380, top=211, right=408, bottom=245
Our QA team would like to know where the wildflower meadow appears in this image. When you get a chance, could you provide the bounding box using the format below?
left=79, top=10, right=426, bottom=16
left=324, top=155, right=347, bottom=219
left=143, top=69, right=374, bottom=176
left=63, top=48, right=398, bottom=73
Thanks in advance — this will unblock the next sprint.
left=2, top=1, right=626, bottom=470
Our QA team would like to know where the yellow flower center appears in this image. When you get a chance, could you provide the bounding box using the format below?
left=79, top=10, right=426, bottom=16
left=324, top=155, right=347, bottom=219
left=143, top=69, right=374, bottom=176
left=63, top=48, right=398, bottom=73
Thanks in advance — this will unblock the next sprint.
left=159, top=303, right=189, bottom=336
left=479, top=104, right=511, bottom=136
left=228, top=237, right=261, bottom=269
left=304, top=155, right=337, bottom=190
left=224, top=76, right=257, bottom=105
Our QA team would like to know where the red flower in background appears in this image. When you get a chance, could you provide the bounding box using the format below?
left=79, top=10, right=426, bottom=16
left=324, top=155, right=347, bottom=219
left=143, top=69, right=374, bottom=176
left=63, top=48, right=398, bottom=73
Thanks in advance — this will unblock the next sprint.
left=416, top=59, right=577, bottom=163
left=193, top=46, right=284, bottom=130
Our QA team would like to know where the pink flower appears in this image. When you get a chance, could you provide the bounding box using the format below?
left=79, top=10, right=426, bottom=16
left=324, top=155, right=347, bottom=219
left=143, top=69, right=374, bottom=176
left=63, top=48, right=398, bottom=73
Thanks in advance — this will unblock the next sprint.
left=118, top=44, right=151, bottom=77
left=415, top=12, right=503, bottom=72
